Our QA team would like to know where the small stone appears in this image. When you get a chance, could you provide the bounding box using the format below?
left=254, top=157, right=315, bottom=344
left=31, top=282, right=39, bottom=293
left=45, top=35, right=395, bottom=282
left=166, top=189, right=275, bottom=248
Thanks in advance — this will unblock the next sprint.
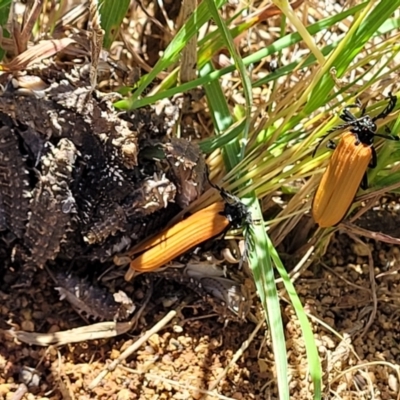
left=21, top=320, right=35, bottom=332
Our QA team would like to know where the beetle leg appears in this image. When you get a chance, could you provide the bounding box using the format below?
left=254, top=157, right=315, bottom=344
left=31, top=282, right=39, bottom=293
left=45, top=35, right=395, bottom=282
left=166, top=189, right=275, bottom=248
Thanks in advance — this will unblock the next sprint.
left=312, top=135, right=339, bottom=157
left=360, top=145, right=375, bottom=190
left=340, top=101, right=363, bottom=122
left=373, top=121, right=399, bottom=142
left=346, top=99, right=363, bottom=111
left=360, top=173, right=368, bottom=190
left=313, top=102, right=364, bottom=157
left=374, top=132, right=399, bottom=141
left=370, top=118, right=400, bottom=142
left=373, top=100, right=399, bottom=141
left=312, top=137, right=327, bottom=157
left=369, top=146, right=377, bottom=168
left=358, top=98, right=367, bottom=116
left=326, top=139, right=337, bottom=150
left=373, top=92, right=397, bottom=121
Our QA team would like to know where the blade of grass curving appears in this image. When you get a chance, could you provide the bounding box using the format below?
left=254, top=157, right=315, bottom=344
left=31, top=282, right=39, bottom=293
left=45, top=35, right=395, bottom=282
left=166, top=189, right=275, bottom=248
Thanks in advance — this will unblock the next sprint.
left=270, top=241, right=322, bottom=398
left=244, top=195, right=290, bottom=400
left=204, top=0, right=252, bottom=165
left=200, top=62, right=241, bottom=167
left=202, top=3, right=289, bottom=396
left=199, top=64, right=231, bottom=131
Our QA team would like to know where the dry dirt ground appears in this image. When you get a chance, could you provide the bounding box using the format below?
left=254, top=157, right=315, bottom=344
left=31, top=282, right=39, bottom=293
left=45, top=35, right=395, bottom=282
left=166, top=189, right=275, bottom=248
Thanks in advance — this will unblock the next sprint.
left=1, top=203, right=400, bottom=399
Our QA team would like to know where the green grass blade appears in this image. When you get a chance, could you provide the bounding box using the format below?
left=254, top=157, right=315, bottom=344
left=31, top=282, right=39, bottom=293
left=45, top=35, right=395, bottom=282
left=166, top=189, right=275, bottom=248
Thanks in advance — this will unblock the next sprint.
left=199, top=119, right=247, bottom=154
left=271, top=244, right=322, bottom=398
left=0, top=0, right=11, bottom=59
left=98, top=0, right=131, bottom=49
left=116, top=3, right=371, bottom=110
left=204, top=0, right=252, bottom=167
left=200, top=62, right=241, bottom=167
left=245, top=195, right=290, bottom=400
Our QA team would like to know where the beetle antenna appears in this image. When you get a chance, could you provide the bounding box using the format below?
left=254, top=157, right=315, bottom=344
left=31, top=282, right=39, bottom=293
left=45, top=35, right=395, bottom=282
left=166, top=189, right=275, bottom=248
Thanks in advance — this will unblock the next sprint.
left=312, top=123, right=350, bottom=157
left=372, top=92, right=397, bottom=122
left=374, top=133, right=399, bottom=141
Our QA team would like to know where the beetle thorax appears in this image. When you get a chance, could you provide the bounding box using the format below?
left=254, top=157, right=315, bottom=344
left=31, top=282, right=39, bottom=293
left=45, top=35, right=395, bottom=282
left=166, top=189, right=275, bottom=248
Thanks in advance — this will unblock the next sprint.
left=351, top=115, right=377, bottom=145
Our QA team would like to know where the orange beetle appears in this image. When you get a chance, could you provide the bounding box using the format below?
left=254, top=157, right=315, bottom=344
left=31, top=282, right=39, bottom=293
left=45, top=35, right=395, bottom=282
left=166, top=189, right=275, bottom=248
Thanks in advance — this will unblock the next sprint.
left=123, top=188, right=251, bottom=281
left=312, top=93, right=398, bottom=228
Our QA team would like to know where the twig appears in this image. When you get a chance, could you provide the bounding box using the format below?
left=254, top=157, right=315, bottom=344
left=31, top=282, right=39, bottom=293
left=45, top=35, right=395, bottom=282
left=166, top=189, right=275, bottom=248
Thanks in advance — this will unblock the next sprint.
left=5, top=320, right=135, bottom=346
left=19, top=0, right=43, bottom=53
left=13, top=0, right=42, bottom=54
left=348, top=194, right=381, bottom=223
left=320, top=261, right=371, bottom=292
left=88, top=310, right=177, bottom=389
left=355, top=181, right=400, bottom=203
left=179, top=0, right=197, bottom=83
left=340, top=221, right=400, bottom=245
